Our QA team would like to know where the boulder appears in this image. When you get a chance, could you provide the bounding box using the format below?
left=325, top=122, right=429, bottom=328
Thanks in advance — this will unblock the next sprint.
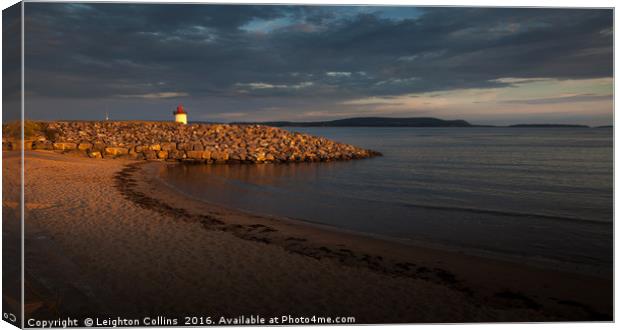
left=32, top=140, right=52, bottom=150
left=53, top=142, right=77, bottom=150
left=161, top=142, right=176, bottom=151
left=93, top=142, right=106, bottom=151
left=157, top=151, right=168, bottom=159
left=186, top=151, right=203, bottom=159
left=135, top=145, right=148, bottom=152
left=177, top=142, right=192, bottom=151
left=213, top=150, right=229, bottom=162
left=149, top=144, right=161, bottom=151
left=255, top=152, right=266, bottom=162
left=168, top=150, right=185, bottom=159
left=23, top=140, right=33, bottom=150
left=191, top=143, right=204, bottom=151
left=78, top=143, right=93, bottom=151
left=104, top=147, right=129, bottom=156
left=88, top=151, right=102, bottom=158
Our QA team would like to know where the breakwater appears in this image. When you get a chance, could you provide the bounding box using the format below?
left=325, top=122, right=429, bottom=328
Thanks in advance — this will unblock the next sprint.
left=3, top=121, right=380, bottom=163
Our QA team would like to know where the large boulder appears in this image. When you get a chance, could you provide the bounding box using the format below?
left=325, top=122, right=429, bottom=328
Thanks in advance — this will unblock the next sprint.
left=161, top=142, right=176, bottom=151
left=104, top=147, right=129, bottom=157
left=88, top=151, right=102, bottom=158
left=157, top=151, right=168, bottom=159
left=33, top=140, right=53, bottom=150
left=177, top=142, right=192, bottom=151
left=186, top=151, right=203, bottom=159
left=78, top=143, right=93, bottom=151
left=168, top=150, right=185, bottom=160
left=212, top=150, right=229, bottom=162
left=149, top=144, right=161, bottom=151
left=53, top=142, right=77, bottom=150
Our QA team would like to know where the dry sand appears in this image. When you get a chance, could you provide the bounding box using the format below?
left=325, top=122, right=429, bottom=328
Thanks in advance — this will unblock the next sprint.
left=4, top=151, right=612, bottom=323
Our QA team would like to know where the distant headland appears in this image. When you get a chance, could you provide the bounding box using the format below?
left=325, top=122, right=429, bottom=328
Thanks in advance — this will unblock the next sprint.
left=230, top=117, right=603, bottom=128
left=232, top=117, right=472, bottom=127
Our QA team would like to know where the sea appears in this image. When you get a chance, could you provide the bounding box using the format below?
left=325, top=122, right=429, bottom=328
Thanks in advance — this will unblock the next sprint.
left=159, top=127, right=613, bottom=276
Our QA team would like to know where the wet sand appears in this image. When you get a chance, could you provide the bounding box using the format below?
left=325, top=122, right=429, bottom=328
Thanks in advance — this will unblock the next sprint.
left=10, top=151, right=612, bottom=323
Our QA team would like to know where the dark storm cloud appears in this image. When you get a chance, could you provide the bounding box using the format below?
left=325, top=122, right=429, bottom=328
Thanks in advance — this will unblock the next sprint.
left=23, top=4, right=612, bottom=119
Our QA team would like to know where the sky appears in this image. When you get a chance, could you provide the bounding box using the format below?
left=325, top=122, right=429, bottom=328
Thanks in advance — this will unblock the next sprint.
left=20, top=3, right=613, bottom=125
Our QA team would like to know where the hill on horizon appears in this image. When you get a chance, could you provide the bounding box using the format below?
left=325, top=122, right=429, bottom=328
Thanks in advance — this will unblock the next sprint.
left=233, top=117, right=473, bottom=127
left=226, top=117, right=600, bottom=128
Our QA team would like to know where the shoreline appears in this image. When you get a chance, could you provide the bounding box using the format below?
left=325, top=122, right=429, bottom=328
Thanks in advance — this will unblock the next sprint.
left=155, top=162, right=611, bottom=279
left=18, top=151, right=613, bottom=322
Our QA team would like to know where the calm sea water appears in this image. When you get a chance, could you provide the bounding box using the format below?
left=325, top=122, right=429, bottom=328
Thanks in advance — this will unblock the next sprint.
left=160, top=127, right=613, bottom=275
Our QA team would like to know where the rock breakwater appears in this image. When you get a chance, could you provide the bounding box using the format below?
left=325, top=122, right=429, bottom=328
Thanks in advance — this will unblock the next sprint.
left=4, top=121, right=381, bottom=163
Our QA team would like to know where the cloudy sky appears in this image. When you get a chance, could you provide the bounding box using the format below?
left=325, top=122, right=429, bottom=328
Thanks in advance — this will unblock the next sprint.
left=23, top=4, right=613, bottom=125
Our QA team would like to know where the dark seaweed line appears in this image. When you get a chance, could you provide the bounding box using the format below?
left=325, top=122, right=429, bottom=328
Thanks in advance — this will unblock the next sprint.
left=113, top=162, right=473, bottom=293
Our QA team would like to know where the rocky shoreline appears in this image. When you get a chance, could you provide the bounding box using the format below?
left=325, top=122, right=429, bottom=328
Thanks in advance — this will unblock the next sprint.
left=3, top=121, right=381, bottom=163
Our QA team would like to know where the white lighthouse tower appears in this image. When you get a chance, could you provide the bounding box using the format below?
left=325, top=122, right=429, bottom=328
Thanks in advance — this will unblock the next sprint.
left=173, top=104, right=188, bottom=124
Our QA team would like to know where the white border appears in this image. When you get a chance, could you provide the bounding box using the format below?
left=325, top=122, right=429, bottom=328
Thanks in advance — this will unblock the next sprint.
left=0, top=1, right=616, bottom=330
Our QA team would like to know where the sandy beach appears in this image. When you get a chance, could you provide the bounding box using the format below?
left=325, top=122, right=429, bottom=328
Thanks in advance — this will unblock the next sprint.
left=8, top=151, right=612, bottom=323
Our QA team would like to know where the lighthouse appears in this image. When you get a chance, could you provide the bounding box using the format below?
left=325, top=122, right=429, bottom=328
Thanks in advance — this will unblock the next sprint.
left=173, top=104, right=188, bottom=124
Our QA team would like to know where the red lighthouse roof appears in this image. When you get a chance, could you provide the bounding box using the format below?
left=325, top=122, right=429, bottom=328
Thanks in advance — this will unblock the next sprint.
left=173, top=104, right=186, bottom=115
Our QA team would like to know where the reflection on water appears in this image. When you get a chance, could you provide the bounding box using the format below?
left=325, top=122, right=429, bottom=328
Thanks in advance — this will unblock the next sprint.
left=169, top=161, right=346, bottom=186
left=160, top=127, right=613, bottom=276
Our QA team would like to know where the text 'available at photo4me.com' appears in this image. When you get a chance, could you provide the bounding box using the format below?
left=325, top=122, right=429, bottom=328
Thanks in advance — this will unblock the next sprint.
left=25, top=315, right=357, bottom=328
